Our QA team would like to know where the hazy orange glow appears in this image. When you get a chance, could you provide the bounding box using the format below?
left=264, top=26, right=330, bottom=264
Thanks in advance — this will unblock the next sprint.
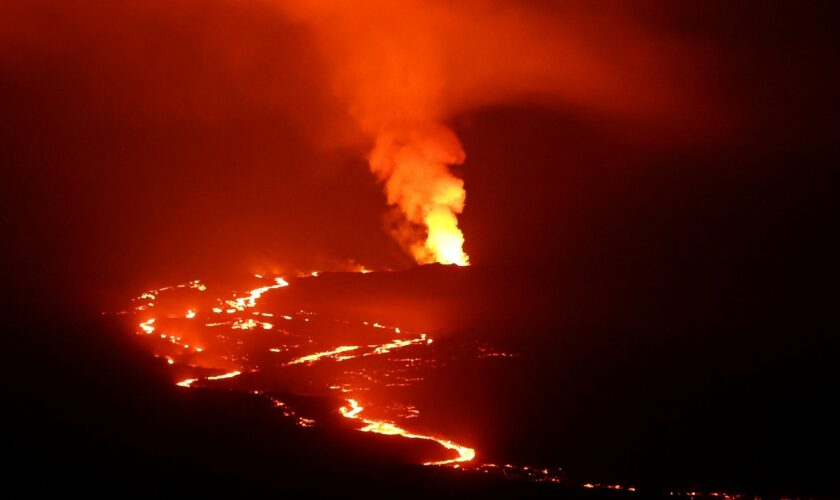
left=265, top=0, right=716, bottom=267
left=339, top=399, right=475, bottom=465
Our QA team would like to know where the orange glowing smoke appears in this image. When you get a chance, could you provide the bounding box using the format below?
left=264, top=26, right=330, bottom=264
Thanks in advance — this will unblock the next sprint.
left=370, top=126, right=469, bottom=266
left=270, top=1, right=714, bottom=267
left=275, top=3, right=483, bottom=266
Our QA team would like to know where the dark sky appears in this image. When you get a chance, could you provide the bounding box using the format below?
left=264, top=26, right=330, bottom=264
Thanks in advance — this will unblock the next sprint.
left=1, top=0, right=836, bottom=310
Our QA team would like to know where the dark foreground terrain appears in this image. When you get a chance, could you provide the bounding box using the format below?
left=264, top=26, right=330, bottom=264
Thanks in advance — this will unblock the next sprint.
left=2, top=261, right=836, bottom=498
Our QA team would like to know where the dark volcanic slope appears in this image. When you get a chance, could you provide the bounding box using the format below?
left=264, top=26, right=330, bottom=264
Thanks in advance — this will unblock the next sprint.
left=4, top=263, right=835, bottom=497
left=276, top=263, right=837, bottom=495
left=1, top=294, right=611, bottom=498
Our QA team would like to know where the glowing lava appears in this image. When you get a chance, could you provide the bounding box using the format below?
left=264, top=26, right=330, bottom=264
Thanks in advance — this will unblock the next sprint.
left=206, top=370, right=241, bottom=381
left=339, top=399, right=475, bottom=466
left=286, top=334, right=431, bottom=367
left=287, top=345, right=361, bottom=366
left=139, top=318, right=155, bottom=334
left=223, top=277, right=289, bottom=312
left=176, top=378, right=198, bottom=388
left=126, top=274, right=476, bottom=468
left=365, top=334, right=431, bottom=355
left=117, top=272, right=568, bottom=485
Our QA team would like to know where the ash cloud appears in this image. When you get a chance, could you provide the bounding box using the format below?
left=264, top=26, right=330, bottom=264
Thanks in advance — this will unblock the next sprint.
left=5, top=0, right=831, bottom=301
left=270, top=0, right=721, bottom=263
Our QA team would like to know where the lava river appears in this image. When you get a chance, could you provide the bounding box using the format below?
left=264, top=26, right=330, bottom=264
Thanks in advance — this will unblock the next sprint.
left=116, top=271, right=570, bottom=486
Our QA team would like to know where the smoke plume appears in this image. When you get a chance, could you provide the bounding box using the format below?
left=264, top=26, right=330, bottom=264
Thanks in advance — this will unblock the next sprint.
left=273, top=0, right=714, bottom=265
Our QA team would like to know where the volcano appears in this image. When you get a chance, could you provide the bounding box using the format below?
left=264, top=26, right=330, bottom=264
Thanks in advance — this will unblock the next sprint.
left=3, top=1, right=838, bottom=497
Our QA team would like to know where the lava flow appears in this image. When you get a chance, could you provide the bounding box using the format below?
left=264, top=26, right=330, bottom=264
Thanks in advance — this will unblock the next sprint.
left=117, top=271, right=570, bottom=486
left=339, top=398, right=475, bottom=465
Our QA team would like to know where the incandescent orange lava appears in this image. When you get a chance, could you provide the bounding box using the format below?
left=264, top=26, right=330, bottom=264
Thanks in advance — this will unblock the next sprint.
left=118, top=271, right=575, bottom=486
left=128, top=273, right=478, bottom=465
left=339, top=398, right=475, bottom=465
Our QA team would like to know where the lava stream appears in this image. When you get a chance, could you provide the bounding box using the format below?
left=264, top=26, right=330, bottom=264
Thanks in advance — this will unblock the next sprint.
left=286, top=334, right=431, bottom=366
left=176, top=370, right=241, bottom=388
left=286, top=345, right=361, bottom=366
left=339, top=398, right=475, bottom=466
